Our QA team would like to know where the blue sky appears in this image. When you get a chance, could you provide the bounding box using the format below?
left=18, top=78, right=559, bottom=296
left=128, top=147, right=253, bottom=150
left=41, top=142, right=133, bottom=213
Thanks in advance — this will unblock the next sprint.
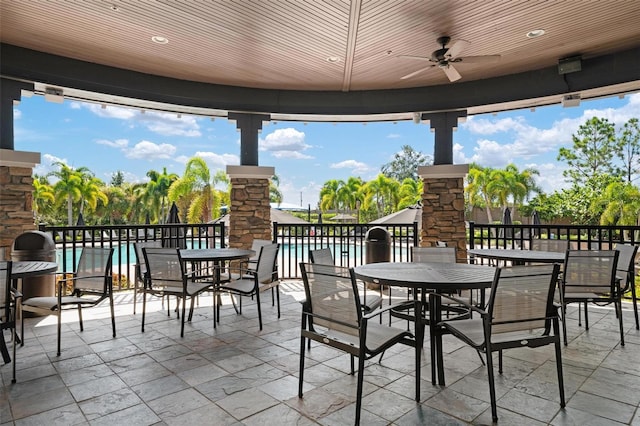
left=13, top=92, right=640, bottom=209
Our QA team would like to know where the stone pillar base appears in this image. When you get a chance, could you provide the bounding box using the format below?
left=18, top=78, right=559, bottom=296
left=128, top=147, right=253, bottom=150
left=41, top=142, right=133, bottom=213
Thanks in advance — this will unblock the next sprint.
left=418, top=164, right=469, bottom=262
left=226, top=166, right=274, bottom=249
left=0, top=149, right=40, bottom=255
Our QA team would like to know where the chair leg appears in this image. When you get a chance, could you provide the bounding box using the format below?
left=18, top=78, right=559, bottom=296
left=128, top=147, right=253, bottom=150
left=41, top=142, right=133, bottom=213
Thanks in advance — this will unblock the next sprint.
left=584, top=302, right=589, bottom=330
left=350, top=355, right=355, bottom=375
left=617, top=299, right=625, bottom=346
left=110, top=292, right=116, bottom=338
left=299, top=318, right=307, bottom=398
left=256, top=291, right=263, bottom=331
left=180, top=294, right=187, bottom=337
left=498, top=350, right=503, bottom=374
left=486, top=350, right=498, bottom=422
left=276, top=286, right=281, bottom=319
left=355, top=353, right=366, bottom=426
left=133, top=282, right=137, bottom=315
left=141, top=289, right=147, bottom=333
left=632, top=284, right=639, bottom=330
left=57, top=309, right=62, bottom=357
left=11, top=324, right=17, bottom=383
left=553, top=320, right=566, bottom=407
left=78, top=305, right=84, bottom=332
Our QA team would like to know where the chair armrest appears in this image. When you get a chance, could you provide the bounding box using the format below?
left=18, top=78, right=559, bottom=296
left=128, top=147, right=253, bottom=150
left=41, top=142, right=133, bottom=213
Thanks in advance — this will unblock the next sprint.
left=362, top=300, right=420, bottom=321
left=437, top=293, right=488, bottom=317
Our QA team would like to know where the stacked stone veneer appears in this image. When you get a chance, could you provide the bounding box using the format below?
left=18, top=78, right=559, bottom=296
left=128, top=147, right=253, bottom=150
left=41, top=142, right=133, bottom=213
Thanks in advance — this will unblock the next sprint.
left=229, top=177, right=271, bottom=249
left=419, top=164, right=469, bottom=262
left=0, top=165, right=35, bottom=255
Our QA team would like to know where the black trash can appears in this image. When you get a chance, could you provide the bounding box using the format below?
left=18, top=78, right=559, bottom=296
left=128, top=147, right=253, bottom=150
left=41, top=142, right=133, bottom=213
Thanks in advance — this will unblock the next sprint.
left=11, top=231, right=56, bottom=301
left=365, top=227, right=391, bottom=264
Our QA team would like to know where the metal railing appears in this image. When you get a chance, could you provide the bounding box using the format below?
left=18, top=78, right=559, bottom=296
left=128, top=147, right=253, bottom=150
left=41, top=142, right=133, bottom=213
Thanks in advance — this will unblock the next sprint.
left=39, top=223, right=225, bottom=290
left=38, top=222, right=418, bottom=286
left=273, top=222, right=419, bottom=278
left=468, top=221, right=640, bottom=250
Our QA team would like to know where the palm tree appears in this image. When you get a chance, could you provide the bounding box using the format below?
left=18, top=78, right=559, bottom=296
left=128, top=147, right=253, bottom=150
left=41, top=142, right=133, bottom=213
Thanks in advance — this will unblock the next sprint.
left=594, top=181, right=640, bottom=226
left=32, top=176, right=55, bottom=224
left=78, top=174, right=108, bottom=218
left=397, top=178, right=422, bottom=209
left=336, top=176, right=364, bottom=212
left=319, top=179, right=342, bottom=212
left=48, top=162, right=83, bottom=225
left=465, top=164, right=496, bottom=223
left=168, top=157, right=219, bottom=223
left=145, top=167, right=178, bottom=223
left=362, top=174, right=399, bottom=218
left=270, top=174, right=283, bottom=205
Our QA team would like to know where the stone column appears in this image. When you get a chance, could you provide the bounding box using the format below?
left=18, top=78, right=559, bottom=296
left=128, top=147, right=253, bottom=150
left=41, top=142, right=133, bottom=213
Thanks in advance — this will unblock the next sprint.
left=418, top=164, right=469, bottom=262
left=0, top=149, right=41, bottom=256
left=226, top=165, right=274, bottom=249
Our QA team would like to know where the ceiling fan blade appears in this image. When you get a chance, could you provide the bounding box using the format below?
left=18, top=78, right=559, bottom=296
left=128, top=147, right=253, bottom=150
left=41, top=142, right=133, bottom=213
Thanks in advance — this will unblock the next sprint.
left=400, top=65, right=433, bottom=80
left=442, top=64, right=462, bottom=82
left=445, top=39, right=470, bottom=59
left=399, top=55, right=433, bottom=62
left=456, top=55, right=501, bottom=64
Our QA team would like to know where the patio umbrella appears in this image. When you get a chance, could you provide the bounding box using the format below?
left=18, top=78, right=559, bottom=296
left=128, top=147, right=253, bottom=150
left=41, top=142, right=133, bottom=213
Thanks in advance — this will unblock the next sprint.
left=76, top=212, right=85, bottom=226
left=532, top=210, right=541, bottom=237
left=502, top=207, right=513, bottom=238
left=164, top=202, right=186, bottom=248
left=332, top=213, right=356, bottom=222
left=370, top=205, right=422, bottom=232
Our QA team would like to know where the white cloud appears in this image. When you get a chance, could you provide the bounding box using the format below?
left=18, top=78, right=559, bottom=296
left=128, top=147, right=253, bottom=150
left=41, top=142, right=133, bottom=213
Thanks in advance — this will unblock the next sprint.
left=387, top=133, right=401, bottom=139
left=260, top=128, right=312, bottom=159
left=330, top=160, right=370, bottom=174
left=77, top=102, right=201, bottom=137
left=33, top=154, right=67, bottom=177
left=192, top=151, right=240, bottom=168
left=96, top=138, right=128, bottom=148
left=125, top=140, right=177, bottom=160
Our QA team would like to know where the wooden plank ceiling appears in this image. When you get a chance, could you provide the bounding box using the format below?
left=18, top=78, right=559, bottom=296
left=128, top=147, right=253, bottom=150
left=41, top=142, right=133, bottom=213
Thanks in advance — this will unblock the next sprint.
left=2, top=0, right=639, bottom=93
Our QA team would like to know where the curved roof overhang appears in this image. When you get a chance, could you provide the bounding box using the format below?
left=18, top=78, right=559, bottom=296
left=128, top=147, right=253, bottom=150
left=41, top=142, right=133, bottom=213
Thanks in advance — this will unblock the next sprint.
left=2, top=44, right=640, bottom=122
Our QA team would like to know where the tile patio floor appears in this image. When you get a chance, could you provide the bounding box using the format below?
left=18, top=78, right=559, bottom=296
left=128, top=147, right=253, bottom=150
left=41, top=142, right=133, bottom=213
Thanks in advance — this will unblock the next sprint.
left=2, top=281, right=640, bottom=425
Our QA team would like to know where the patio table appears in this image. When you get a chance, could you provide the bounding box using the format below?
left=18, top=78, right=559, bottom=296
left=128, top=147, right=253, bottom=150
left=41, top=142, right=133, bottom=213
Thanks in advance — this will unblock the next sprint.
left=353, top=261, right=495, bottom=386
left=1, top=260, right=58, bottom=363
left=468, top=248, right=565, bottom=266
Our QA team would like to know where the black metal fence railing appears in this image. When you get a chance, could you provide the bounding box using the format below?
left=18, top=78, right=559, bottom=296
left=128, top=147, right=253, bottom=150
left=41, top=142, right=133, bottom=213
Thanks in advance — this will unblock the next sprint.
left=273, top=222, right=419, bottom=278
left=40, top=220, right=640, bottom=289
left=39, top=223, right=225, bottom=290
left=468, top=221, right=640, bottom=250
left=38, top=222, right=418, bottom=286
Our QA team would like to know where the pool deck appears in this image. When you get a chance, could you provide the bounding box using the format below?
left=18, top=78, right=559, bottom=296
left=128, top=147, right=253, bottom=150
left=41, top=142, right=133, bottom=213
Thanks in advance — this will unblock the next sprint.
left=2, top=281, right=640, bottom=425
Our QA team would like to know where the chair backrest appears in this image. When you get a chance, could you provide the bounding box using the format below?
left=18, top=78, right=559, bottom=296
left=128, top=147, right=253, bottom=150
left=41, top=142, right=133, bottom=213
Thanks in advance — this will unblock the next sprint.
left=300, top=262, right=360, bottom=336
left=142, top=247, right=185, bottom=288
left=134, top=241, right=163, bottom=279
left=615, top=243, right=638, bottom=275
left=411, top=246, right=456, bottom=263
left=74, top=247, right=114, bottom=294
left=0, top=261, right=12, bottom=322
left=249, top=239, right=272, bottom=262
left=488, top=264, right=560, bottom=334
left=563, top=250, right=619, bottom=295
left=309, top=248, right=335, bottom=265
left=255, top=243, right=280, bottom=284
left=531, top=239, right=569, bottom=253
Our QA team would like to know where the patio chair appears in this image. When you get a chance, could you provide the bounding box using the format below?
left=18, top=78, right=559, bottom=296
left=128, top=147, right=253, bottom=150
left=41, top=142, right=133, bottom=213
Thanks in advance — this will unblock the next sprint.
left=141, top=247, right=214, bottom=337
left=298, top=262, right=422, bottom=426
left=615, top=243, right=639, bottom=329
left=439, top=264, right=564, bottom=422
left=133, top=240, right=163, bottom=315
left=309, top=248, right=382, bottom=313
left=21, top=247, right=116, bottom=356
left=1, top=261, right=21, bottom=383
left=559, top=250, right=623, bottom=345
left=216, top=243, right=280, bottom=330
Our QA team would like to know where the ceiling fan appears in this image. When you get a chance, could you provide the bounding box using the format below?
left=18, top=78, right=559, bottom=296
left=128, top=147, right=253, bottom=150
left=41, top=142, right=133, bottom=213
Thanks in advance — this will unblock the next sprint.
left=400, top=36, right=500, bottom=82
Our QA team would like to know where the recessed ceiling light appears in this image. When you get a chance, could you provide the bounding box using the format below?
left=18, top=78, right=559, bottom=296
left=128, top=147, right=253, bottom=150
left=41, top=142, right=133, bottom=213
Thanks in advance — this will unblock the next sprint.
left=526, top=29, right=545, bottom=38
left=326, top=56, right=340, bottom=63
left=110, top=5, right=119, bottom=11
left=152, top=36, right=169, bottom=44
